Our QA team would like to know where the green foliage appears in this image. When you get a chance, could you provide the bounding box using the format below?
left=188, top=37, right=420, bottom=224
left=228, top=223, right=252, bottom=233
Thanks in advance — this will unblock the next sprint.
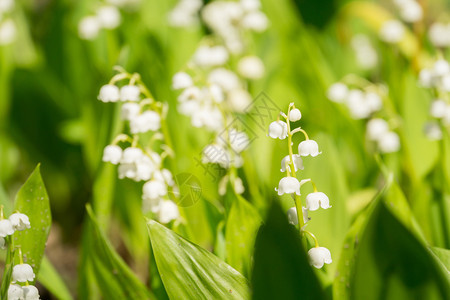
left=85, top=205, right=154, bottom=299
left=147, top=219, right=250, bottom=300
left=251, top=201, right=326, bottom=300
left=13, top=165, right=51, bottom=276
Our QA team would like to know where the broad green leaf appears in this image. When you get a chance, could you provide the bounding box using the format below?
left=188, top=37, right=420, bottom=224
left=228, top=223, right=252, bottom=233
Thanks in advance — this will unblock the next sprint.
left=85, top=205, right=154, bottom=299
left=147, top=219, right=250, bottom=300
left=38, top=257, right=73, bottom=300
left=225, top=195, right=262, bottom=277
left=13, top=164, right=51, bottom=276
left=429, top=247, right=450, bottom=279
left=334, top=175, right=450, bottom=300
left=251, top=201, right=326, bottom=300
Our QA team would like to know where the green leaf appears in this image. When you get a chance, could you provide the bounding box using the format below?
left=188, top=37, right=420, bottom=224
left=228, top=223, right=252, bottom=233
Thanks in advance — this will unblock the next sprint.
left=334, top=176, right=450, bottom=300
left=0, top=247, right=15, bottom=299
left=38, top=257, right=73, bottom=300
left=147, top=219, right=250, bottom=300
left=225, top=195, right=262, bottom=277
left=429, top=247, right=450, bottom=279
left=85, top=205, right=154, bottom=299
left=13, top=164, right=51, bottom=276
left=251, top=201, right=326, bottom=300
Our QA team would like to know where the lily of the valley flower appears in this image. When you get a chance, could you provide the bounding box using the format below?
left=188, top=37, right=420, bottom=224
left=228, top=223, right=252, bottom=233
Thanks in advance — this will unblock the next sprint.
left=306, top=192, right=331, bottom=211
left=9, top=213, right=31, bottom=231
left=268, top=120, right=288, bottom=139
left=98, top=84, right=120, bottom=102
left=277, top=177, right=300, bottom=196
left=0, top=219, right=14, bottom=237
left=102, top=145, right=123, bottom=165
left=286, top=207, right=309, bottom=225
left=308, top=246, right=332, bottom=269
left=298, top=140, right=321, bottom=157
left=120, top=85, right=140, bottom=102
left=280, top=154, right=304, bottom=172
left=12, top=263, right=35, bottom=283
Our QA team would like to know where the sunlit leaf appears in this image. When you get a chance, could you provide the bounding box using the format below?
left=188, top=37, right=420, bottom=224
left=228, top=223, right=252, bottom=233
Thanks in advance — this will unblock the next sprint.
left=147, top=219, right=250, bottom=300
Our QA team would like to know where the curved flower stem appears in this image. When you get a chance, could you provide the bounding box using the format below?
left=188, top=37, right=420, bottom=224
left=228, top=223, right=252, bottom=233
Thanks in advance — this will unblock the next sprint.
left=286, top=103, right=305, bottom=230
left=291, top=127, right=309, bottom=140
left=302, top=230, right=319, bottom=247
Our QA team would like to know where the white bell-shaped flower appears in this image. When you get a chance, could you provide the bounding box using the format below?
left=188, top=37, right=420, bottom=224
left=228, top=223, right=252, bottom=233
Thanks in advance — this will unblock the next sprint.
left=306, top=192, right=331, bottom=211
left=118, top=163, right=137, bottom=180
left=327, top=83, right=348, bottom=103
left=120, top=85, right=140, bottom=102
left=12, top=263, right=35, bottom=283
left=399, top=1, right=422, bottom=23
left=208, top=68, right=240, bottom=92
left=228, top=89, right=252, bottom=113
left=9, top=213, right=31, bottom=231
left=121, top=102, right=140, bottom=121
left=178, top=86, right=201, bottom=103
left=98, top=84, right=120, bottom=102
left=202, top=144, right=230, bottom=168
left=419, top=69, right=433, bottom=87
left=172, top=72, right=193, bottom=90
left=289, top=108, right=302, bottom=122
left=277, top=177, right=300, bottom=196
left=8, top=284, right=24, bottom=300
left=158, top=200, right=180, bottom=224
left=424, top=122, right=443, bottom=141
left=229, top=129, right=250, bottom=153
left=120, top=147, right=143, bottom=164
left=378, top=131, right=400, bottom=153
left=78, top=16, right=100, bottom=40
left=433, top=59, right=450, bottom=77
left=268, top=121, right=288, bottom=139
left=207, top=84, right=224, bottom=103
left=430, top=99, right=447, bottom=118
left=132, top=152, right=161, bottom=181
left=130, top=111, right=161, bottom=134
left=143, top=180, right=168, bottom=200
left=193, top=45, right=229, bottom=67
left=237, top=56, right=265, bottom=79
left=23, top=285, right=40, bottom=300
left=280, top=154, right=304, bottom=172
left=308, top=247, right=332, bottom=269
left=153, top=169, right=174, bottom=186
left=286, top=206, right=309, bottom=225
left=0, top=219, right=14, bottom=237
left=96, top=6, right=121, bottom=29
left=298, top=140, right=321, bottom=157
left=102, top=145, right=122, bottom=165
left=241, top=11, right=268, bottom=32
left=367, top=118, right=389, bottom=141
left=0, top=0, right=14, bottom=13
left=365, top=92, right=382, bottom=112
left=379, top=20, right=405, bottom=43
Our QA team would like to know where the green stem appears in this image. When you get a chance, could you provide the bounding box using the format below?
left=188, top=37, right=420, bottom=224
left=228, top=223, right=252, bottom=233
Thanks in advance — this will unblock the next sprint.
left=286, top=104, right=305, bottom=230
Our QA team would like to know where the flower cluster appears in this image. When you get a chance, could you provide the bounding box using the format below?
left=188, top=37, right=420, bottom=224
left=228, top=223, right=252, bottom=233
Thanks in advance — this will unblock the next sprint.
left=327, top=77, right=400, bottom=153
left=351, top=34, right=378, bottom=70
left=379, top=0, right=423, bottom=43
left=428, top=22, right=450, bottom=48
left=269, top=103, right=332, bottom=269
left=392, top=0, right=423, bottom=23
left=171, top=1, right=266, bottom=195
left=0, top=0, right=16, bottom=46
left=0, top=206, right=40, bottom=299
left=201, top=0, right=268, bottom=54
left=0, top=209, right=30, bottom=247
left=419, top=58, right=450, bottom=140
left=168, top=0, right=203, bottom=27
left=99, top=67, right=180, bottom=224
left=8, top=258, right=40, bottom=300
left=78, top=3, right=123, bottom=40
